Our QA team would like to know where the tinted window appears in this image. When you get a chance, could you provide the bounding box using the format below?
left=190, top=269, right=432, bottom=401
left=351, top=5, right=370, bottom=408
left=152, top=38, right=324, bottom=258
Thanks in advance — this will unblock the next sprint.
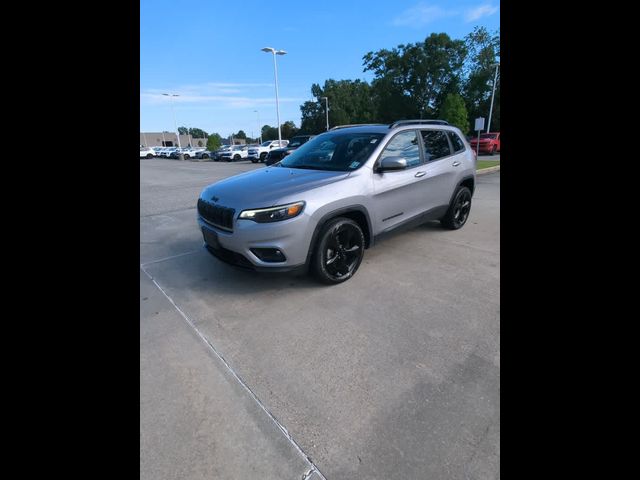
left=280, top=132, right=384, bottom=171
left=421, top=130, right=451, bottom=161
left=447, top=131, right=465, bottom=153
left=379, top=130, right=421, bottom=168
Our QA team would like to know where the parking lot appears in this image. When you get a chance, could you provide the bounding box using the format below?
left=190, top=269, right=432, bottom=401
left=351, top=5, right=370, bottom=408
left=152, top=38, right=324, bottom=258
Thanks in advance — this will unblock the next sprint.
left=140, top=158, right=500, bottom=479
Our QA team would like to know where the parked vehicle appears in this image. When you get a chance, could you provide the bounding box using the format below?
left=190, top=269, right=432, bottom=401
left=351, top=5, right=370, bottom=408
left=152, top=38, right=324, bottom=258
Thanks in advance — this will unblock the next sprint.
left=265, top=135, right=316, bottom=166
left=159, top=147, right=178, bottom=158
left=469, top=132, right=500, bottom=155
left=219, top=145, right=249, bottom=162
left=140, top=147, right=156, bottom=158
left=197, top=120, right=476, bottom=284
left=247, top=140, right=289, bottom=163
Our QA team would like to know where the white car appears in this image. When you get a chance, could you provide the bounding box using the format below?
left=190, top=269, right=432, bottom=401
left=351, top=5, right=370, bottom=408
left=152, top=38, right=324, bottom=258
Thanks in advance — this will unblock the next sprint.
left=247, top=140, right=290, bottom=162
left=219, top=145, right=250, bottom=162
left=140, top=147, right=156, bottom=158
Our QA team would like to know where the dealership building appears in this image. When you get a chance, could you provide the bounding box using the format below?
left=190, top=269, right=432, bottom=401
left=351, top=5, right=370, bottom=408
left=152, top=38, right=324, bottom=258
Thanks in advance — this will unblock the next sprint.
left=140, top=132, right=206, bottom=148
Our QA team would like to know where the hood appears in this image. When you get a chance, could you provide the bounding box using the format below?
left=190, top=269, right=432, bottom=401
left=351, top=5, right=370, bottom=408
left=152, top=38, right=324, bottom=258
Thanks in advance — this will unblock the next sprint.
left=200, top=167, right=350, bottom=207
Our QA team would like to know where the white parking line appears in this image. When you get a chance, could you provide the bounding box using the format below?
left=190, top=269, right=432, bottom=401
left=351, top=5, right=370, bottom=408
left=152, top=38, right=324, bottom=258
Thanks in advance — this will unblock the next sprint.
left=140, top=265, right=327, bottom=480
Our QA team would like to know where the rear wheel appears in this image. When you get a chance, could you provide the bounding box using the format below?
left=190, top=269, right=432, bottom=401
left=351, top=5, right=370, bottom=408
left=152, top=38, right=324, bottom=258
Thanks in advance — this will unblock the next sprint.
left=312, top=217, right=365, bottom=284
left=441, top=186, right=472, bottom=230
left=201, top=153, right=209, bottom=159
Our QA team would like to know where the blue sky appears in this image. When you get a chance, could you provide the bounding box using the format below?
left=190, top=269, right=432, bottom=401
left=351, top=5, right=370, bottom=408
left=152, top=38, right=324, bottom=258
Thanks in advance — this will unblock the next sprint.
left=140, top=0, right=499, bottom=140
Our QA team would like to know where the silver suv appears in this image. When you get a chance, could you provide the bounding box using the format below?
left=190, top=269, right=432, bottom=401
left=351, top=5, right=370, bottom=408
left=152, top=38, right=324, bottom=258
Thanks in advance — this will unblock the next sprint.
left=197, top=120, right=476, bottom=284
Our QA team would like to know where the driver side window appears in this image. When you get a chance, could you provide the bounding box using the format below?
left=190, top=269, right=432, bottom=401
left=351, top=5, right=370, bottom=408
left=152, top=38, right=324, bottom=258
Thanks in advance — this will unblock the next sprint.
left=379, top=130, right=421, bottom=168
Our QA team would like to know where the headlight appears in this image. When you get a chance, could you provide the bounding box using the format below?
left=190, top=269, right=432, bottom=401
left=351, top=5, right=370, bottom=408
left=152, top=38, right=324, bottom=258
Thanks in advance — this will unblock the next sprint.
left=239, top=201, right=305, bottom=223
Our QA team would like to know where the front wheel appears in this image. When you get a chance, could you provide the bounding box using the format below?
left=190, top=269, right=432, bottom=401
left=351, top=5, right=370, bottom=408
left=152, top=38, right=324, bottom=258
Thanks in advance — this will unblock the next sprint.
left=201, top=153, right=209, bottom=159
left=183, top=154, right=190, bottom=159
left=441, top=186, right=472, bottom=230
left=259, top=152, right=267, bottom=162
left=312, top=217, right=365, bottom=284
left=146, top=153, right=153, bottom=158
left=491, top=145, right=497, bottom=155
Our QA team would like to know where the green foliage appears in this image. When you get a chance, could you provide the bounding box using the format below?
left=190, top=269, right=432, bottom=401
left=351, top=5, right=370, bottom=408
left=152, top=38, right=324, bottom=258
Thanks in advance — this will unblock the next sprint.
left=438, top=94, right=469, bottom=133
left=462, top=27, right=500, bottom=132
left=260, top=122, right=299, bottom=140
left=297, top=27, right=500, bottom=134
left=300, top=79, right=376, bottom=133
left=178, top=126, right=188, bottom=135
left=188, top=127, right=207, bottom=139
left=206, top=133, right=222, bottom=151
left=363, top=33, right=467, bottom=121
left=235, top=130, right=247, bottom=139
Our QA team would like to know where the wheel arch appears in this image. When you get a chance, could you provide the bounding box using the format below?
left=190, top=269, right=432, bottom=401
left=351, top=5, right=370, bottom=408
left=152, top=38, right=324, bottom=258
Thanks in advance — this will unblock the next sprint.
left=305, top=205, right=373, bottom=267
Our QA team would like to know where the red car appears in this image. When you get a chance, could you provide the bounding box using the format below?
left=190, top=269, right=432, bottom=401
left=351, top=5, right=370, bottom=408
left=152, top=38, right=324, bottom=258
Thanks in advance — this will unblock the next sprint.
left=470, top=132, right=500, bottom=155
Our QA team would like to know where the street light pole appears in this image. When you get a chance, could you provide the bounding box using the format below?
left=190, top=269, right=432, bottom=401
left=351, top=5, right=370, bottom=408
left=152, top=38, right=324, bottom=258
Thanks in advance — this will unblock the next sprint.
left=261, top=47, right=287, bottom=144
left=321, top=96, right=329, bottom=131
left=487, top=63, right=500, bottom=133
left=162, top=93, right=181, bottom=149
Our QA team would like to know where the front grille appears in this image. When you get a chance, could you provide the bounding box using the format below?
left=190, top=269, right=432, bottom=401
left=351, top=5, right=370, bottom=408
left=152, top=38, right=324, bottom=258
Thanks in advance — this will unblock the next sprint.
left=197, top=199, right=235, bottom=231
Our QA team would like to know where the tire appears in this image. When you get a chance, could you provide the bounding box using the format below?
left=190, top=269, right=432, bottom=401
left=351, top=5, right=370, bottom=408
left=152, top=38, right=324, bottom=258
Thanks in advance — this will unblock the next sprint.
left=490, top=145, right=497, bottom=155
left=260, top=152, right=267, bottom=162
left=184, top=154, right=190, bottom=159
left=146, top=153, right=153, bottom=158
left=311, top=217, right=365, bottom=284
left=441, top=186, right=472, bottom=230
left=201, top=153, right=209, bottom=159
left=234, top=154, right=240, bottom=161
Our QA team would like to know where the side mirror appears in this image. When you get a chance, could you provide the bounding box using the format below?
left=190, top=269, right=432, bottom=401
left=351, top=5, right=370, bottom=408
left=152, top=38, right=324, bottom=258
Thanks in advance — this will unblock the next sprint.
left=378, top=156, right=407, bottom=172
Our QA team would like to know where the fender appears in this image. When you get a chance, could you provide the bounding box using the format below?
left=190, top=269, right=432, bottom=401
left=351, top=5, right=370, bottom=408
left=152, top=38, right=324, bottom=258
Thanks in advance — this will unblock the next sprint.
left=304, top=205, right=374, bottom=266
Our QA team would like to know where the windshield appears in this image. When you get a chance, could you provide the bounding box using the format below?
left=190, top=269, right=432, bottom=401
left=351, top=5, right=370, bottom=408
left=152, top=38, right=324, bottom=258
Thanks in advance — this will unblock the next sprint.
left=279, top=132, right=385, bottom=171
left=480, top=134, right=498, bottom=139
left=261, top=141, right=272, bottom=147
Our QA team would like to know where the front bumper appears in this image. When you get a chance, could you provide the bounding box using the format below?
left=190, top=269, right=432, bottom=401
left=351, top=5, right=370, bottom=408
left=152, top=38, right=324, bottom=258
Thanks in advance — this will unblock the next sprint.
left=198, top=212, right=312, bottom=271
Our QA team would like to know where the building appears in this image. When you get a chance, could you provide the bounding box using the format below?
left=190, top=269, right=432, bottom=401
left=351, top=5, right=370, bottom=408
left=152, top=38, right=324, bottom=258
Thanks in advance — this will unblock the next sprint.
left=140, top=132, right=206, bottom=148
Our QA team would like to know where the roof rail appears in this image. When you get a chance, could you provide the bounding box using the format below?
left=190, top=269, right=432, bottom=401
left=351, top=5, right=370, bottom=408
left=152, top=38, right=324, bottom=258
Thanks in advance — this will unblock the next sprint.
left=389, top=119, right=449, bottom=129
left=329, top=123, right=386, bottom=131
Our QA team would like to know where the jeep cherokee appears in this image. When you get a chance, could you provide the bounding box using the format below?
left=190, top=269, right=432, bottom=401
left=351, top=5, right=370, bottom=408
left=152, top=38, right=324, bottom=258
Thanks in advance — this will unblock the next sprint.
left=197, top=120, right=476, bottom=284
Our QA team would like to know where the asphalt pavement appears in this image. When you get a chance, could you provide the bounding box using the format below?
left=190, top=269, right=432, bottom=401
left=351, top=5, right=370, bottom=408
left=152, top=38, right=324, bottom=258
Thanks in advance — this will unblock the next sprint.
left=140, top=158, right=500, bottom=479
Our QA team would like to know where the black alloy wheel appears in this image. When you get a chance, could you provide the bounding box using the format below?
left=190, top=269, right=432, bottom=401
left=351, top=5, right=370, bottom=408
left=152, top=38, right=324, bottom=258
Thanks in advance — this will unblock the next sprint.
left=312, top=217, right=365, bottom=284
left=441, top=186, right=472, bottom=230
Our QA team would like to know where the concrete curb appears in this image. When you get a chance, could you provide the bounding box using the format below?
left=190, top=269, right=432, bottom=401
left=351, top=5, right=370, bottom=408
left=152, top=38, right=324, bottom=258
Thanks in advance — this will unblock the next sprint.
left=477, top=165, right=500, bottom=175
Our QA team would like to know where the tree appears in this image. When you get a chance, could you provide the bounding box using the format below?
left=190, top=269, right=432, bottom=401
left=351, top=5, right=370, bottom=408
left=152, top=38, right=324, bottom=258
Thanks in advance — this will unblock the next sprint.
left=438, top=94, right=469, bottom=133
left=280, top=121, right=299, bottom=139
left=178, top=126, right=188, bottom=135
left=462, top=27, right=500, bottom=132
left=235, top=130, right=247, bottom=139
left=188, top=127, right=207, bottom=139
left=206, top=133, right=222, bottom=151
left=300, top=79, right=376, bottom=133
left=363, top=33, right=467, bottom=121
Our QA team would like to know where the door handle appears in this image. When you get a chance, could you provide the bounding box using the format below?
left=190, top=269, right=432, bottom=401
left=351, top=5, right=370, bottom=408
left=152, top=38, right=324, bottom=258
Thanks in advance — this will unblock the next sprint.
left=452, top=161, right=461, bottom=167
left=415, top=171, right=426, bottom=178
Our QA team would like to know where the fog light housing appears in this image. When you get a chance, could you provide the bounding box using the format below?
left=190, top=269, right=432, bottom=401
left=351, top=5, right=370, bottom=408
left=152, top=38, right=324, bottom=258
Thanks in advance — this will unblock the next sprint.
left=250, top=248, right=286, bottom=263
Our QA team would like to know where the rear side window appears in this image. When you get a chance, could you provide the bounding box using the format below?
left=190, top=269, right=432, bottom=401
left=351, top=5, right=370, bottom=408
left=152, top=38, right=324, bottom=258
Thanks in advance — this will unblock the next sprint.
left=447, top=131, right=465, bottom=153
left=421, top=130, right=452, bottom=161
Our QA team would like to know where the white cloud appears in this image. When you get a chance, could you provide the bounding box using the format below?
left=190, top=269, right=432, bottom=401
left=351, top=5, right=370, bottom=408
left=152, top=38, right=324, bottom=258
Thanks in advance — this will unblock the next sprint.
left=464, top=4, right=499, bottom=22
left=392, top=3, right=457, bottom=27
left=140, top=92, right=303, bottom=109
